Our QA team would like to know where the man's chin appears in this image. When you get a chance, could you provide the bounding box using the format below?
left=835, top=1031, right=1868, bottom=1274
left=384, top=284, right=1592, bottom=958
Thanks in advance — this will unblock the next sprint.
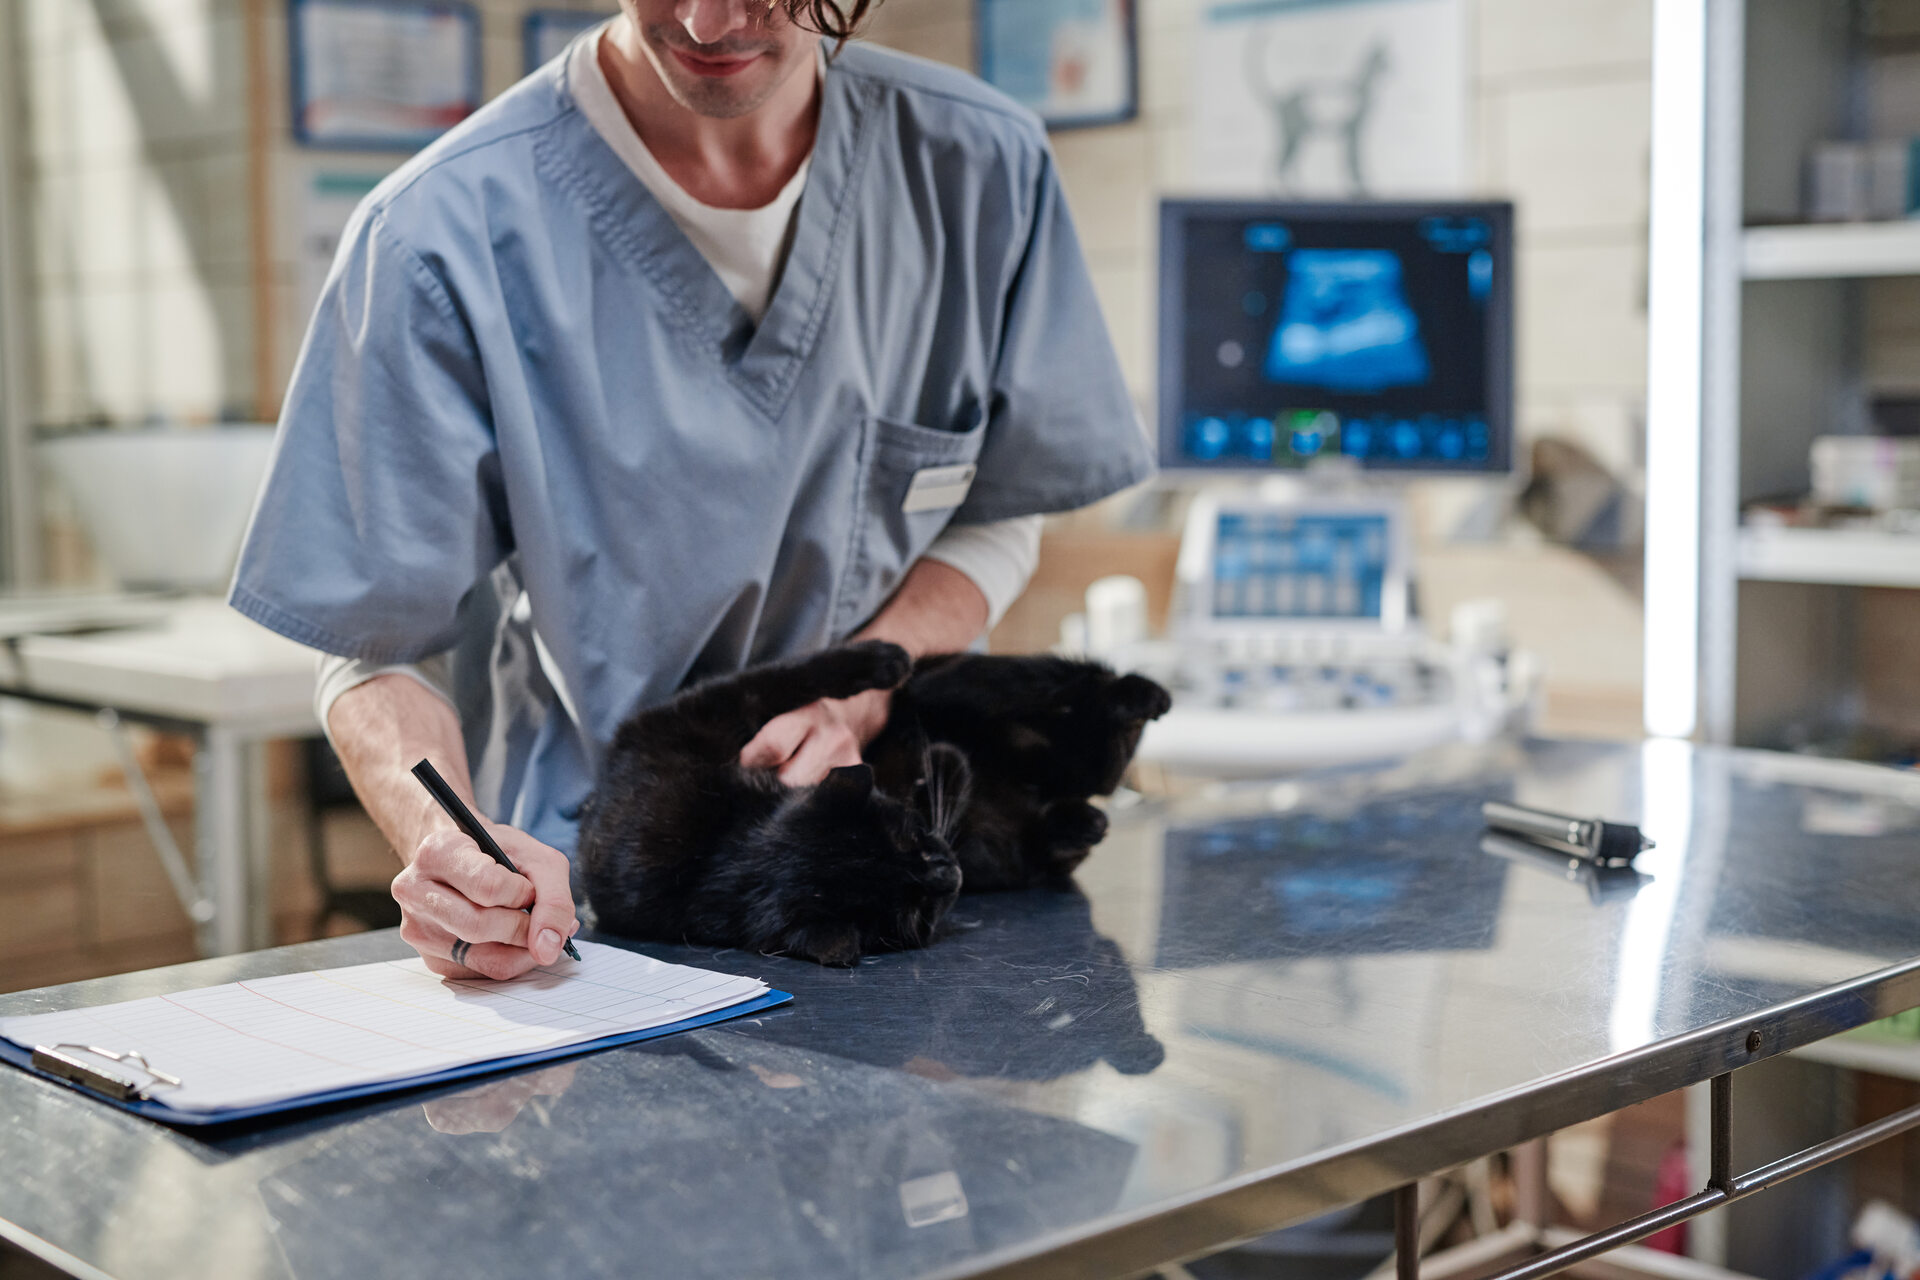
left=642, top=33, right=796, bottom=120
left=662, top=75, right=782, bottom=119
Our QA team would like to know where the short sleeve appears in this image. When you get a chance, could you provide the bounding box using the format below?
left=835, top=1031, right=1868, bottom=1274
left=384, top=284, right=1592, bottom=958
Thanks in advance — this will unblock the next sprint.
left=229, top=209, right=511, bottom=663
left=954, top=145, right=1157, bottom=526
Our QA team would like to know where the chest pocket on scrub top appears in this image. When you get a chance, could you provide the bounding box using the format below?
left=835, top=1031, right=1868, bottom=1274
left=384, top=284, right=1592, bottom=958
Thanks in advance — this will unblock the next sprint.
left=831, top=406, right=988, bottom=637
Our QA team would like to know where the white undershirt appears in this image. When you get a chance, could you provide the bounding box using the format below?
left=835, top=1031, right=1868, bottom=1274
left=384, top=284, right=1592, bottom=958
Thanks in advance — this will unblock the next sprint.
left=313, top=27, right=1044, bottom=740
left=569, top=31, right=809, bottom=322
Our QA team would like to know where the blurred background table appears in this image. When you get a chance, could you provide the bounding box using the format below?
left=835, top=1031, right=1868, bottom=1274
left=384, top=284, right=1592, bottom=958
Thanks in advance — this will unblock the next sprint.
left=0, top=593, right=317, bottom=957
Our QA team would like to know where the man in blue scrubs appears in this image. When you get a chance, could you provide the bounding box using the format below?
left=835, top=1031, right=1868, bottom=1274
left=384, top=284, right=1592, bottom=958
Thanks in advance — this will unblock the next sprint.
left=231, top=0, right=1153, bottom=979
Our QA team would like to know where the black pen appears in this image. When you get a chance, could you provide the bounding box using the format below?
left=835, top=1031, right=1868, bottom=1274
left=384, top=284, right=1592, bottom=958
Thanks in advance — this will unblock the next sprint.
left=411, top=758, right=583, bottom=962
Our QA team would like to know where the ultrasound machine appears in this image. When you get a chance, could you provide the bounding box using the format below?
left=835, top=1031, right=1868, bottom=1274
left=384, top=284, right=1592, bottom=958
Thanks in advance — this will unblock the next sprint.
left=1107, top=199, right=1532, bottom=775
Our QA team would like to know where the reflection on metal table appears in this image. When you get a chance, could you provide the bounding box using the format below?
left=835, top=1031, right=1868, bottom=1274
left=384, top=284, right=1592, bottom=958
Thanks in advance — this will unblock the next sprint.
left=4, top=738, right=1920, bottom=1280
left=0, top=594, right=318, bottom=957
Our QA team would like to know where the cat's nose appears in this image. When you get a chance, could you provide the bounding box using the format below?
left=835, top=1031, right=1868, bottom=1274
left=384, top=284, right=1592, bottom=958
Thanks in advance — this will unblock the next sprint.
left=927, top=860, right=961, bottom=894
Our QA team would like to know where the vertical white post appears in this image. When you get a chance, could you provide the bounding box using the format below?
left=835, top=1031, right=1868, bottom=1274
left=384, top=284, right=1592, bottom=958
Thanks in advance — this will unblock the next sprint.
left=0, top=1, right=37, bottom=588
left=1644, top=0, right=1710, bottom=740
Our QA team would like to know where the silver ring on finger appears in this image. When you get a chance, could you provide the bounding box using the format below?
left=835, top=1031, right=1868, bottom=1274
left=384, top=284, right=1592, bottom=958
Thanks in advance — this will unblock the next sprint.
left=450, top=938, right=472, bottom=968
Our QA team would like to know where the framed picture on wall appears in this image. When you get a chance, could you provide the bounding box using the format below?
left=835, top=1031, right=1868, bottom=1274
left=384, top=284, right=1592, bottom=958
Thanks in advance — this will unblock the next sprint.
left=524, top=9, right=612, bottom=74
left=977, top=0, right=1137, bottom=131
left=289, top=0, right=483, bottom=151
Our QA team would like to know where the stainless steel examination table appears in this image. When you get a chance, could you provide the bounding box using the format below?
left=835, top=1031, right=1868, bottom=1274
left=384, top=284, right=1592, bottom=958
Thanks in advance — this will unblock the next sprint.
left=5, top=737, right=1920, bottom=1280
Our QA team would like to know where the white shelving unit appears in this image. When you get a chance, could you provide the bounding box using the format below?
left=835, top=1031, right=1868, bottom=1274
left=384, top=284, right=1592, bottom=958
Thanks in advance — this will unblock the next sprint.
left=1738, top=525, right=1920, bottom=587
left=1677, top=5, right=1920, bottom=1267
left=1691, top=0, right=1920, bottom=752
left=1743, top=220, right=1920, bottom=279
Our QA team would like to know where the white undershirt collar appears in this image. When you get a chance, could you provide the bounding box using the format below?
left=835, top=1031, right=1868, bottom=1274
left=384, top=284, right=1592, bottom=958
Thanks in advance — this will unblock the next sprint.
left=568, top=26, right=815, bottom=323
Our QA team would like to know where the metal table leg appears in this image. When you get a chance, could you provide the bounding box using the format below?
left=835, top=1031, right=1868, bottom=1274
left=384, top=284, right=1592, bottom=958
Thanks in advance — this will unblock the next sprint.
left=196, top=726, right=249, bottom=956
left=1395, top=1182, right=1420, bottom=1280
left=245, top=738, right=273, bottom=950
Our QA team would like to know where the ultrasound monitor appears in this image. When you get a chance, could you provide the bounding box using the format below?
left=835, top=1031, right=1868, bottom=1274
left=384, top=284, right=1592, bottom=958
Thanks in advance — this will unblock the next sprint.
left=1158, top=200, right=1514, bottom=473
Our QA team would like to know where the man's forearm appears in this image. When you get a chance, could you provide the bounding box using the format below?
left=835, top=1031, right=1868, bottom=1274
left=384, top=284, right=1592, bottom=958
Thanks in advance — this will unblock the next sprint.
left=327, top=672, right=474, bottom=865
left=853, top=557, right=990, bottom=657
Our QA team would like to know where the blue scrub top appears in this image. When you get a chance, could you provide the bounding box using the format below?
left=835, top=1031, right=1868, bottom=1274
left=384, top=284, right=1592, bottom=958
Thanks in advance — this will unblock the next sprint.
left=231, top=42, right=1153, bottom=854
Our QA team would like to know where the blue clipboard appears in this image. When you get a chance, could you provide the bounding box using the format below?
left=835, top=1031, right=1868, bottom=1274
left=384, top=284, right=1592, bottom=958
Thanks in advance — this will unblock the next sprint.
left=0, top=989, right=791, bottom=1127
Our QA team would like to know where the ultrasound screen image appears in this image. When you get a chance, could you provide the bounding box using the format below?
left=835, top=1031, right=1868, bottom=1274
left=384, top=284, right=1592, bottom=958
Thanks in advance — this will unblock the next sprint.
left=1263, top=250, right=1430, bottom=393
left=1164, top=204, right=1510, bottom=473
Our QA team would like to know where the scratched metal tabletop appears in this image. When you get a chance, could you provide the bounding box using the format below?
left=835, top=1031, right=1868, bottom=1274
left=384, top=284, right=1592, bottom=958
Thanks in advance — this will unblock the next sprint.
left=5, top=738, right=1920, bottom=1280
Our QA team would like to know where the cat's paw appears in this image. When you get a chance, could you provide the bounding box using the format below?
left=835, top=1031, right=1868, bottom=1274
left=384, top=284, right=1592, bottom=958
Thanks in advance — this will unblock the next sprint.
left=1031, top=801, right=1106, bottom=882
left=811, top=640, right=912, bottom=699
left=781, top=923, right=864, bottom=967
left=1044, top=799, right=1109, bottom=850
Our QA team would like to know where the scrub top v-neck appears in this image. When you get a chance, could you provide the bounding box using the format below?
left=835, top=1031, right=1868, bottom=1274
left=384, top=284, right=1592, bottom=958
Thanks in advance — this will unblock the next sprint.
left=231, top=39, right=1155, bottom=854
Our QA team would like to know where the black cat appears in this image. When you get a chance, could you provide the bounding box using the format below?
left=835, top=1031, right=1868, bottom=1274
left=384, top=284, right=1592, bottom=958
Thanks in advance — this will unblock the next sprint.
left=578, top=641, right=970, bottom=967
left=868, top=654, right=1173, bottom=890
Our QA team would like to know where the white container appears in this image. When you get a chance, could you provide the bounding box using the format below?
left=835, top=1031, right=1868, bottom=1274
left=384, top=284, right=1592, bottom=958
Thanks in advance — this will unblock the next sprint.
left=38, top=425, right=278, bottom=590
left=1807, top=141, right=1869, bottom=221
left=1810, top=435, right=1920, bottom=510
left=1084, top=575, right=1149, bottom=657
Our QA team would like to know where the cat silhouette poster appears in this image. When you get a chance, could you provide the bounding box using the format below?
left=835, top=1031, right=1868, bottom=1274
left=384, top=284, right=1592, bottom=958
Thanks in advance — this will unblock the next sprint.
left=1190, top=0, right=1467, bottom=199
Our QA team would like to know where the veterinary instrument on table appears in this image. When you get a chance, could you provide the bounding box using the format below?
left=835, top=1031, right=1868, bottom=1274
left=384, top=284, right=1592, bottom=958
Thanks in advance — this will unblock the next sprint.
left=1481, top=799, right=1653, bottom=867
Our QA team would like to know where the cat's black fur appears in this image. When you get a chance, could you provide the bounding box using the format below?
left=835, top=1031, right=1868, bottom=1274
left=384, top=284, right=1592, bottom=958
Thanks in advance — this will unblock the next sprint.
left=579, top=642, right=1172, bottom=966
left=868, top=654, right=1173, bottom=890
left=578, top=641, right=971, bottom=967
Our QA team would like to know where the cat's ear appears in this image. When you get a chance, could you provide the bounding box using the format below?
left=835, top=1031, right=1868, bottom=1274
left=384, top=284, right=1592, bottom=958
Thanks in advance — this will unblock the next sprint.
left=786, top=923, right=863, bottom=967
left=1108, top=674, right=1173, bottom=723
left=817, top=763, right=875, bottom=805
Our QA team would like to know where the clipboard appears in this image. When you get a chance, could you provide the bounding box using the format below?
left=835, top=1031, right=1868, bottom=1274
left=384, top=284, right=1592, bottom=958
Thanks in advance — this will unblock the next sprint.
left=0, top=988, right=791, bottom=1127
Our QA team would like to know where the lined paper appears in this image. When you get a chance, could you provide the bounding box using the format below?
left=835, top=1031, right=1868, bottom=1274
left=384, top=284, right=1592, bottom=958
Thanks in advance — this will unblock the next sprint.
left=0, top=942, right=767, bottom=1114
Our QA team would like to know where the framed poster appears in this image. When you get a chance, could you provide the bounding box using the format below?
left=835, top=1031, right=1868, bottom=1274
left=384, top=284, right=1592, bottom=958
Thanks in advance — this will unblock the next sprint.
left=290, top=0, right=483, bottom=151
left=977, top=0, right=1136, bottom=131
left=524, top=9, right=611, bottom=73
left=1189, top=0, right=1467, bottom=197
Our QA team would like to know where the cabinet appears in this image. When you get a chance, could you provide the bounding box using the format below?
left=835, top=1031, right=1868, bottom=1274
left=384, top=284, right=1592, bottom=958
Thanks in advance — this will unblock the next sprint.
left=1687, top=0, right=1920, bottom=754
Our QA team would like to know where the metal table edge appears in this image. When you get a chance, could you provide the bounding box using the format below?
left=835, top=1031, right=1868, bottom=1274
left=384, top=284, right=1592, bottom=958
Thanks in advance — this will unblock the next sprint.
left=0, top=1218, right=116, bottom=1280
left=929, top=954, right=1920, bottom=1280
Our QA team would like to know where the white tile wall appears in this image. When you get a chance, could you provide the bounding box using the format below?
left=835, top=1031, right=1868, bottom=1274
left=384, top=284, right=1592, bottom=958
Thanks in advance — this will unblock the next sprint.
left=1477, top=0, right=1652, bottom=81
left=66, top=26, right=148, bottom=168
left=1518, top=242, right=1648, bottom=397
left=1050, top=126, right=1154, bottom=260
left=1492, top=78, right=1650, bottom=238
left=71, top=281, right=150, bottom=421
left=144, top=269, right=228, bottom=413
left=19, top=0, right=73, bottom=58
left=30, top=287, right=81, bottom=424
left=1085, top=262, right=1153, bottom=391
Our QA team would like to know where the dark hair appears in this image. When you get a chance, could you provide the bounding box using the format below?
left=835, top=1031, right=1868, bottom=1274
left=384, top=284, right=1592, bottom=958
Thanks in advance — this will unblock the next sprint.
left=776, top=0, right=880, bottom=42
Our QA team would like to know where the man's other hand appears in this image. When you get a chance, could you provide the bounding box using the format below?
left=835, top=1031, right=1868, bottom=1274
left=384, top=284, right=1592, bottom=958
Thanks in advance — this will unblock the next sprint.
left=392, top=823, right=579, bottom=980
left=740, top=686, right=891, bottom=785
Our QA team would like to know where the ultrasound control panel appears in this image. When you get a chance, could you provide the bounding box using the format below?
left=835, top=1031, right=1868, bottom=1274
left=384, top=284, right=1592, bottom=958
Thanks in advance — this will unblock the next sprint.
left=1210, top=509, right=1390, bottom=623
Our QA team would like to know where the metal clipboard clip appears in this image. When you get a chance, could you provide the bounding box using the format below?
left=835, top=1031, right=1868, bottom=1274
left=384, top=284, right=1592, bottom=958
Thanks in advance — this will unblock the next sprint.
left=30, top=1043, right=184, bottom=1102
